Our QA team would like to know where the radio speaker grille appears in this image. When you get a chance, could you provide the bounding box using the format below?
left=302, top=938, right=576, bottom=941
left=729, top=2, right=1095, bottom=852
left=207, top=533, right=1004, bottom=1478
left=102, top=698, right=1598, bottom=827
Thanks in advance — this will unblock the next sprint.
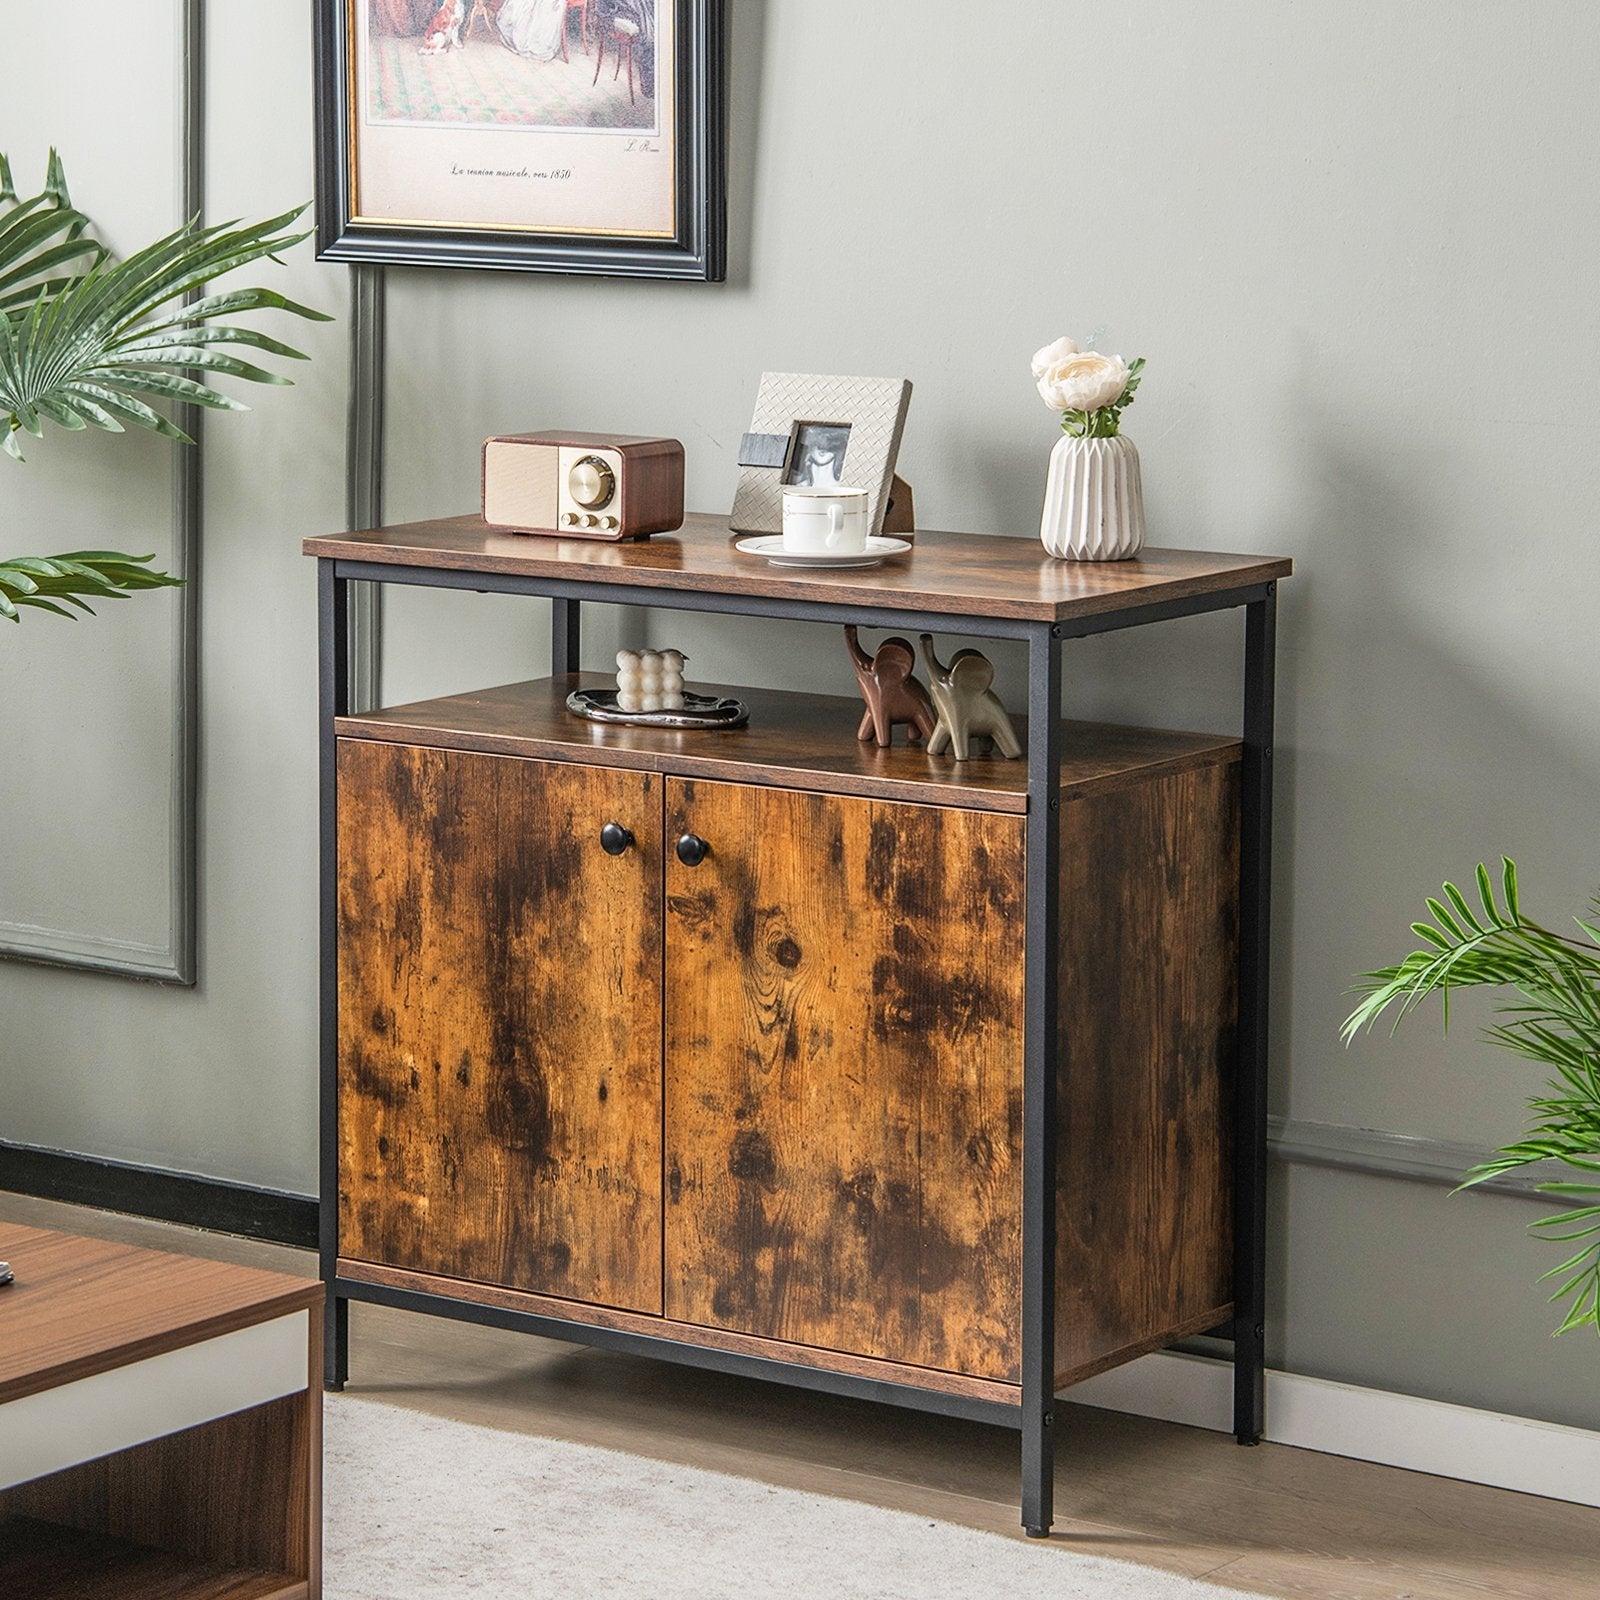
left=484, top=440, right=560, bottom=529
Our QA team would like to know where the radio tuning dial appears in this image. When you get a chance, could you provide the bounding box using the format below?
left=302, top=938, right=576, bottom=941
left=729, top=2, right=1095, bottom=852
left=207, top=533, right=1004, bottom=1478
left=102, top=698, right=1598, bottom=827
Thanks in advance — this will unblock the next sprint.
left=568, top=455, right=616, bottom=510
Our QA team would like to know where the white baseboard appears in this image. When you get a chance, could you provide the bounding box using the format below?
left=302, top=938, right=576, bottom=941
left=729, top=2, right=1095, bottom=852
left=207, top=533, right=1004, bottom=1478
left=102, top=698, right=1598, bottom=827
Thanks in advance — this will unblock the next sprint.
left=1069, top=1351, right=1600, bottom=1509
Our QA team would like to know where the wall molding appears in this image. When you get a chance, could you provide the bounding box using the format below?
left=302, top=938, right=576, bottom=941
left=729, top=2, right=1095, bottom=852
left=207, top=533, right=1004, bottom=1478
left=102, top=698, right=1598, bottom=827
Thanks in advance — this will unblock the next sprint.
left=1269, top=1115, right=1567, bottom=1203
left=0, top=1114, right=1553, bottom=1267
left=345, top=263, right=385, bottom=713
left=1073, top=1349, right=1600, bottom=1510
left=0, top=0, right=202, bottom=984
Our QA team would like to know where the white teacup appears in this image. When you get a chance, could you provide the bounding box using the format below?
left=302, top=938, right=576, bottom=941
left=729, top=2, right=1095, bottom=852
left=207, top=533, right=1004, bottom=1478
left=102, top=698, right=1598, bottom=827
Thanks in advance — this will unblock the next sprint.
left=781, top=485, right=870, bottom=555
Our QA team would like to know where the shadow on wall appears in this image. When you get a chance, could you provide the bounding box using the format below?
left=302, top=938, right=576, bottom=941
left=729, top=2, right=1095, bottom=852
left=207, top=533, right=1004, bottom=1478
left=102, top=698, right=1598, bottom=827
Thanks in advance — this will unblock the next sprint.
left=722, top=0, right=767, bottom=291
left=1162, top=394, right=1598, bottom=1420
left=1283, top=404, right=1599, bottom=1110
left=1043, top=373, right=1597, bottom=1136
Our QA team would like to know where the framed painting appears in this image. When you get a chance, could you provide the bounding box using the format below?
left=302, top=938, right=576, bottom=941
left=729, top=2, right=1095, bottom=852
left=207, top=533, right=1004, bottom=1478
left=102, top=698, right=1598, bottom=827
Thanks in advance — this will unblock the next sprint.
left=313, top=0, right=726, bottom=280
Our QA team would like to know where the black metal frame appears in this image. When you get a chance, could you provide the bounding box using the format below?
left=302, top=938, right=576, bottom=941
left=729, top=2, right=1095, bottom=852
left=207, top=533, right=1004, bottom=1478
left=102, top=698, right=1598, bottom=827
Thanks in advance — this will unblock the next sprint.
left=1234, top=586, right=1276, bottom=1445
left=312, top=0, right=728, bottom=281
left=1020, top=621, right=1063, bottom=1535
left=340, top=1274, right=1020, bottom=1428
left=314, top=557, right=1278, bottom=1536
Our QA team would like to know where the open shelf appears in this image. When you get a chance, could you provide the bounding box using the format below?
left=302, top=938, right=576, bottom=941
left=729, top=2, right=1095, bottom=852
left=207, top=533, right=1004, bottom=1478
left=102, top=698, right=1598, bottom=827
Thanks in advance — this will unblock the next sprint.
left=336, top=674, right=1241, bottom=815
left=0, top=1516, right=305, bottom=1600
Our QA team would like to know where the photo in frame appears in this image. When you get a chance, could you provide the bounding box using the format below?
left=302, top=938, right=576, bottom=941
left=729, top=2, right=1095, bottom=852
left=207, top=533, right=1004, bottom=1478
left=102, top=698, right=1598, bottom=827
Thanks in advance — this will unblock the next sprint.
left=730, top=373, right=913, bottom=537
left=313, top=0, right=726, bottom=280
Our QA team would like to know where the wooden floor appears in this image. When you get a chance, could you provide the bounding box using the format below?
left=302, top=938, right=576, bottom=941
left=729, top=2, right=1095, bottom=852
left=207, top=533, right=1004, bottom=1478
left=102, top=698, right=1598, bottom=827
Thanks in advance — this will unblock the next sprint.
left=5, top=1195, right=1597, bottom=1599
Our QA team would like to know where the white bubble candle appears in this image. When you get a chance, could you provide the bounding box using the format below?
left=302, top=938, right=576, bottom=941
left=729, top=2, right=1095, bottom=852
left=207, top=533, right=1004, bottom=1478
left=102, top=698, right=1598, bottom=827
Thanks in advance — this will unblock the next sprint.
left=615, top=648, right=688, bottom=713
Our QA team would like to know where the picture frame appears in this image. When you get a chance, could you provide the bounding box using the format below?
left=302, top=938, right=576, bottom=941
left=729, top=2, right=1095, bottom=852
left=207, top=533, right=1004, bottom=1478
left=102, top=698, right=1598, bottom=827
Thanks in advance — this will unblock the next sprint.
left=730, top=373, right=914, bottom=537
left=312, top=0, right=727, bottom=281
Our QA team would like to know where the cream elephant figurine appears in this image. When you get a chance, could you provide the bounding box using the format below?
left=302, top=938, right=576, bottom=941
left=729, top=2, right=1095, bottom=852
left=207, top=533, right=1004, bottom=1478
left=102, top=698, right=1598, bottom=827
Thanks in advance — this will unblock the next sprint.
left=918, top=635, right=1022, bottom=760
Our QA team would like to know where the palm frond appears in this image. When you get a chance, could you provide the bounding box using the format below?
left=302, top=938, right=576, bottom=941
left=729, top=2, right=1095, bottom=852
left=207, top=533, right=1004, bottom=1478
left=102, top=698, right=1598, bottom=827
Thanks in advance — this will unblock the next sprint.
left=1534, top=1202, right=1600, bottom=1334
left=1346, top=858, right=1600, bottom=1334
left=0, top=551, right=182, bottom=623
left=0, top=152, right=103, bottom=317
left=1, top=151, right=330, bottom=461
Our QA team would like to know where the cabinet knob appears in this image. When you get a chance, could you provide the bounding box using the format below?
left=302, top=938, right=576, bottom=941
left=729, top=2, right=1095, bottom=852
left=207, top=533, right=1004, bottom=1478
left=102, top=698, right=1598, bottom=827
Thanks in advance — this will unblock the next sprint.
left=675, top=833, right=710, bottom=867
left=599, top=822, right=635, bottom=856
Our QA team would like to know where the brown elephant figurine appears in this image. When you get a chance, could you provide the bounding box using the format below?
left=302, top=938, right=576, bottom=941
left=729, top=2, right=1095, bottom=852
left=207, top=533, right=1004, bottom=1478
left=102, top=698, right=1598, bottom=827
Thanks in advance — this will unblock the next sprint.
left=843, top=626, right=938, bottom=748
left=918, top=635, right=1023, bottom=760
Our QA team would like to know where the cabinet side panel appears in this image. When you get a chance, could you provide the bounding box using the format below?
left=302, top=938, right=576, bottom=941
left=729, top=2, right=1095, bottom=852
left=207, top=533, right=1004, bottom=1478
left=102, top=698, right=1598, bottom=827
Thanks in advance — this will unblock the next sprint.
left=337, top=740, right=663, bottom=1313
left=664, top=778, right=1024, bottom=1383
left=1055, top=760, right=1240, bottom=1383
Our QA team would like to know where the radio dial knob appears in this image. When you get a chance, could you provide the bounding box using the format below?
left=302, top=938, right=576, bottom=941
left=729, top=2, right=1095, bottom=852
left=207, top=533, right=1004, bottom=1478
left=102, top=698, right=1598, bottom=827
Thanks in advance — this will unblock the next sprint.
left=561, top=511, right=580, bottom=527
left=582, top=513, right=601, bottom=528
left=600, top=515, right=619, bottom=530
left=568, top=455, right=616, bottom=510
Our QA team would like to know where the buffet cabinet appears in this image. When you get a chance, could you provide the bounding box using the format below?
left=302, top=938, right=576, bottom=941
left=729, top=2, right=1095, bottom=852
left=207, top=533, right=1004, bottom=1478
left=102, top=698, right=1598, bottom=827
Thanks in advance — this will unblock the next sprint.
left=307, top=513, right=1289, bottom=1535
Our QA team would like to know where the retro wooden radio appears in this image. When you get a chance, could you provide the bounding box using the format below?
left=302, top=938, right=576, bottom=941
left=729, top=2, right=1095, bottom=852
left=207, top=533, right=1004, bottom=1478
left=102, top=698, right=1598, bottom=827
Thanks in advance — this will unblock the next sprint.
left=482, top=431, right=686, bottom=540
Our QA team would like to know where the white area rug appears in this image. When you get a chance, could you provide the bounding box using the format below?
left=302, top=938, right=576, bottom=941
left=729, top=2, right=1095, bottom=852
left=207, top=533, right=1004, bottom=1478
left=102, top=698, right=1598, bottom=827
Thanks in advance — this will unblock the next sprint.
left=324, top=1395, right=1254, bottom=1599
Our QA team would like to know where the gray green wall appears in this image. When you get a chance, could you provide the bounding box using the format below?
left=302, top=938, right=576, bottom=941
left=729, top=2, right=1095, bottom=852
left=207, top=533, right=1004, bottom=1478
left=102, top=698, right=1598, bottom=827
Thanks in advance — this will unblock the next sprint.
left=4, top=3, right=1597, bottom=1431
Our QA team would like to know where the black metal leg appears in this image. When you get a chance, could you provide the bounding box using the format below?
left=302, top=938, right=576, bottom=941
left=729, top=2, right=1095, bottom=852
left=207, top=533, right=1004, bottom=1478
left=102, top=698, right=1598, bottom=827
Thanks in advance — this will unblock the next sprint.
left=324, top=1293, right=349, bottom=1391
left=1234, top=585, right=1276, bottom=1443
left=552, top=597, right=581, bottom=675
left=318, top=561, right=351, bottom=1391
left=1021, top=623, right=1064, bottom=1535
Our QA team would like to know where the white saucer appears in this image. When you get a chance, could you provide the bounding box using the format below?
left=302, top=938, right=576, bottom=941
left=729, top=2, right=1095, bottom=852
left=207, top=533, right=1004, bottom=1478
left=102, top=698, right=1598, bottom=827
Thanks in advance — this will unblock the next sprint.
left=734, top=535, right=911, bottom=569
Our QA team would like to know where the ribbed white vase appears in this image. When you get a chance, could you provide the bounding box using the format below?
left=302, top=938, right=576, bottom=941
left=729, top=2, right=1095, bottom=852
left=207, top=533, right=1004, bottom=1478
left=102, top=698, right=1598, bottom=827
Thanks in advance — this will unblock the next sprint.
left=1039, top=433, right=1146, bottom=560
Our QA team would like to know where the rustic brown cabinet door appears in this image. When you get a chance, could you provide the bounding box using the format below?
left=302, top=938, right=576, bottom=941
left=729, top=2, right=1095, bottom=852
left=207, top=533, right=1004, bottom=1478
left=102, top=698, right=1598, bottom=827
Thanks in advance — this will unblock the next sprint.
left=663, top=778, right=1026, bottom=1381
left=337, top=741, right=664, bottom=1314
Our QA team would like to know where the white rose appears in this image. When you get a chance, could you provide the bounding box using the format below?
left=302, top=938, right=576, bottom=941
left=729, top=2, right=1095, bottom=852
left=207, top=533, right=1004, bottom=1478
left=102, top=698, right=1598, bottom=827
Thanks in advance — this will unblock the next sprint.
left=1030, top=335, right=1079, bottom=380
left=1036, top=351, right=1131, bottom=414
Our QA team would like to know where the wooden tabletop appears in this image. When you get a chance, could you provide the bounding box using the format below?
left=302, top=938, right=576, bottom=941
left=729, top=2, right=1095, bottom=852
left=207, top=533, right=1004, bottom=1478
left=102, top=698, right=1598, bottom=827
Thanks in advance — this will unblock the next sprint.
left=0, top=1226, right=322, bottom=1406
left=302, top=513, right=1291, bottom=624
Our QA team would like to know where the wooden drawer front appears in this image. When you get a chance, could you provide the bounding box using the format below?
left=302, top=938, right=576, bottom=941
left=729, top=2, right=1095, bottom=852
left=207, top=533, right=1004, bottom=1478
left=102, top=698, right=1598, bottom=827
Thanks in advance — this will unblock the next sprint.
left=337, top=741, right=664, bottom=1314
left=663, top=778, right=1025, bottom=1382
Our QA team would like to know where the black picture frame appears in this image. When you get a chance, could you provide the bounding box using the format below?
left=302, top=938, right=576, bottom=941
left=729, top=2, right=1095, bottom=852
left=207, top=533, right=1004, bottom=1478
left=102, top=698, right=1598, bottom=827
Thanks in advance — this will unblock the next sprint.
left=313, top=0, right=727, bottom=281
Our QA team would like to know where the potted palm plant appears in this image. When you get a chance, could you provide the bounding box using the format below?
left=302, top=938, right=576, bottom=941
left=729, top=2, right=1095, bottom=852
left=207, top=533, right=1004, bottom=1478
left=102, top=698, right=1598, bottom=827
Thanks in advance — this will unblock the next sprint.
left=1345, top=859, right=1600, bottom=1334
left=1, top=150, right=328, bottom=621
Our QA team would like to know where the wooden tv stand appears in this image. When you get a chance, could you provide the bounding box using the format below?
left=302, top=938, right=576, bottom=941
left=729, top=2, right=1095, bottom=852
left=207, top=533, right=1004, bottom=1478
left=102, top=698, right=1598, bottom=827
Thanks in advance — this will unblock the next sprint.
left=0, top=1225, right=322, bottom=1599
left=304, top=512, right=1289, bottom=1536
